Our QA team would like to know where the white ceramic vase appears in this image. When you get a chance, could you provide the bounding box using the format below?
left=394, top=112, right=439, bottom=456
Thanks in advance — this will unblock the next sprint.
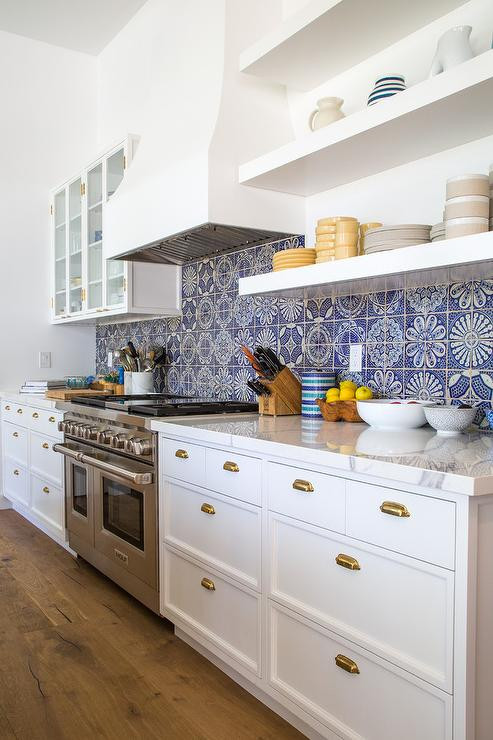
left=131, top=371, right=154, bottom=394
left=309, top=97, right=344, bottom=131
left=429, top=25, right=474, bottom=77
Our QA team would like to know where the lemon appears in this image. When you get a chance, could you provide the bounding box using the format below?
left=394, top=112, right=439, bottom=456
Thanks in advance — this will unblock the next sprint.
left=326, top=388, right=340, bottom=402
left=339, top=380, right=357, bottom=391
left=355, top=386, right=373, bottom=401
left=339, top=387, right=355, bottom=401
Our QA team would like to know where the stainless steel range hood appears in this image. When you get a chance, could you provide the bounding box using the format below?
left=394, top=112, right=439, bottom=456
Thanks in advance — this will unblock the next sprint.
left=103, top=0, right=303, bottom=266
left=117, top=222, right=296, bottom=265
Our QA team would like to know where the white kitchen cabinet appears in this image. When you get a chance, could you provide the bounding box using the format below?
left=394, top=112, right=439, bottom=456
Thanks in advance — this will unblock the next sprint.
left=1, top=396, right=66, bottom=544
left=51, top=137, right=181, bottom=324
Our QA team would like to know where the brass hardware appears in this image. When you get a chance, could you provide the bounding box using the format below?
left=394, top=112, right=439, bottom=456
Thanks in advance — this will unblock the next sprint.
left=175, top=449, right=189, bottom=459
left=42, top=486, right=50, bottom=494
left=17, top=409, right=23, bottom=414
left=49, top=416, right=56, bottom=423
left=5, top=405, right=10, bottom=410
left=123, top=277, right=127, bottom=292
left=50, top=297, right=54, bottom=309
left=42, top=443, right=49, bottom=450
left=81, top=288, right=86, bottom=302
left=335, top=654, right=360, bottom=674
left=32, top=412, right=39, bottom=419
left=50, top=204, right=53, bottom=216
left=380, top=501, right=411, bottom=518
left=223, top=461, right=239, bottom=473
left=336, top=554, right=361, bottom=571
left=80, top=182, right=86, bottom=196
left=292, top=479, right=314, bottom=493
left=201, top=503, right=216, bottom=515
left=201, top=577, right=215, bottom=591
left=123, top=155, right=127, bottom=169
left=12, top=432, right=18, bottom=438
left=13, top=470, right=19, bottom=476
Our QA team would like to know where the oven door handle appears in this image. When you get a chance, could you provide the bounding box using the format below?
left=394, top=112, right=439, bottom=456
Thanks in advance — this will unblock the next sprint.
left=79, top=453, right=153, bottom=485
left=52, top=443, right=84, bottom=462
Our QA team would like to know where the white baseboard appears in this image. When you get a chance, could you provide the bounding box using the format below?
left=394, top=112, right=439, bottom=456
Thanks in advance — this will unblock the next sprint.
left=0, top=495, right=12, bottom=510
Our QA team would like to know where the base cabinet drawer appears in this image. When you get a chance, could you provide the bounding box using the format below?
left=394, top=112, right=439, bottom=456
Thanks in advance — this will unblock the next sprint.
left=162, top=547, right=260, bottom=676
left=164, top=481, right=261, bottom=590
left=205, top=448, right=261, bottom=505
left=269, top=513, right=453, bottom=690
left=2, top=401, right=29, bottom=428
left=30, top=432, right=63, bottom=486
left=3, top=459, right=29, bottom=506
left=161, top=438, right=206, bottom=486
left=2, top=423, right=28, bottom=466
left=30, top=475, right=64, bottom=533
left=267, top=462, right=345, bottom=533
left=346, top=481, right=455, bottom=569
left=269, top=604, right=452, bottom=740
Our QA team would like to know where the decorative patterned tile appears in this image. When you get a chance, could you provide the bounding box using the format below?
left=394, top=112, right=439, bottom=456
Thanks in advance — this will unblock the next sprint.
left=447, top=371, right=471, bottom=399
left=254, top=295, right=278, bottom=327
left=406, top=285, right=447, bottom=314
left=234, top=294, right=255, bottom=328
left=305, top=296, right=333, bottom=323
left=196, top=295, right=215, bottom=330
left=279, top=324, right=304, bottom=367
left=182, top=263, right=198, bottom=299
left=197, top=258, right=215, bottom=295
left=181, top=298, right=197, bottom=330
left=215, top=292, right=234, bottom=328
left=404, top=369, right=445, bottom=400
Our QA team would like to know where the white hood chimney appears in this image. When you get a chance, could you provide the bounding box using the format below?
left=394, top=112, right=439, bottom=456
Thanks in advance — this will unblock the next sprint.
left=104, top=0, right=304, bottom=265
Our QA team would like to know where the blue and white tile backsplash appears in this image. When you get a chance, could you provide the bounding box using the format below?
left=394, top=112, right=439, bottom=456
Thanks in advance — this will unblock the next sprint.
left=96, top=236, right=493, bottom=428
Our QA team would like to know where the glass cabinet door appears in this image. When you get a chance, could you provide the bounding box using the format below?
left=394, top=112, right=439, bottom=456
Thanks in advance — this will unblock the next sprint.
left=54, top=188, right=67, bottom=317
left=105, top=147, right=126, bottom=308
left=87, top=163, right=103, bottom=311
left=68, top=178, right=83, bottom=314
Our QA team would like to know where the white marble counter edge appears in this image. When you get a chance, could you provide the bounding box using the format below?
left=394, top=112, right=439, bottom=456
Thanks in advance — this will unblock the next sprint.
left=0, top=390, right=62, bottom=410
left=151, top=417, right=492, bottom=497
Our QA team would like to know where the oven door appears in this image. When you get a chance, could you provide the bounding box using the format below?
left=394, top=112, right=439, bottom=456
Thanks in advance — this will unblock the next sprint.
left=92, top=465, right=157, bottom=589
left=55, top=442, right=94, bottom=547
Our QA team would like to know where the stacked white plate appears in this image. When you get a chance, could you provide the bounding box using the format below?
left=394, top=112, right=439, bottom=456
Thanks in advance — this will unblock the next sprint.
left=364, top=224, right=431, bottom=254
left=431, top=222, right=446, bottom=242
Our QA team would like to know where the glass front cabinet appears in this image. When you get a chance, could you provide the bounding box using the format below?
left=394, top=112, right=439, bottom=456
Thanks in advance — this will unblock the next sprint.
left=50, top=138, right=180, bottom=324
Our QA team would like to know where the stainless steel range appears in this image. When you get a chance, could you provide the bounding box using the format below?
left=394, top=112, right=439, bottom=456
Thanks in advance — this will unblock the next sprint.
left=54, top=394, right=257, bottom=613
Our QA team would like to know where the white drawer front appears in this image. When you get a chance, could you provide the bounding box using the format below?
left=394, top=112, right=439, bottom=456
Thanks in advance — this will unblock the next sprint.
left=2, top=423, right=28, bottom=466
left=270, top=513, right=453, bottom=691
left=270, top=604, right=451, bottom=740
left=30, top=475, right=64, bottom=533
left=205, top=448, right=261, bottom=505
left=3, top=459, right=29, bottom=506
left=346, top=481, right=455, bottom=569
left=164, top=481, right=261, bottom=590
left=161, top=438, right=206, bottom=487
left=267, top=462, right=345, bottom=533
left=163, top=547, right=260, bottom=675
left=29, top=408, right=63, bottom=439
left=2, top=401, right=29, bottom=428
left=30, top=431, right=63, bottom=486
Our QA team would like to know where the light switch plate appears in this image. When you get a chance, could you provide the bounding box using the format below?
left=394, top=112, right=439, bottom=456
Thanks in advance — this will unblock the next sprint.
left=39, top=351, right=51, bottom=369
left=108, top=351, right=113, bottom=368
left=349, top=344, right=363, bottom=372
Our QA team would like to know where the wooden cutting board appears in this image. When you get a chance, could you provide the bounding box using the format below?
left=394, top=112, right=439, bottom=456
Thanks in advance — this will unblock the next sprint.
left=45, top=388, right=111, bottom=400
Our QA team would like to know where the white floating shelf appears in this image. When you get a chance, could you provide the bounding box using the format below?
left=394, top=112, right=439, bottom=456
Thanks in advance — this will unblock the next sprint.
left=239, top=51, right=493, bottom=196
left=240, top=0, right=468, bottom=90
left=239, top=231, right=493, bottom=297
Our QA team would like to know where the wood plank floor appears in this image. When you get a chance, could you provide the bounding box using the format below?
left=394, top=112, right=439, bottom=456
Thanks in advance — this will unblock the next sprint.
left=0, top=511, right=303, bottom=740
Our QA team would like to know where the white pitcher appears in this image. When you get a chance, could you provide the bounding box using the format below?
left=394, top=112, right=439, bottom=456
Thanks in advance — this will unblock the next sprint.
left=309, top=97, right=344, bottom=131
left=429, top=26, right=474, bottom=77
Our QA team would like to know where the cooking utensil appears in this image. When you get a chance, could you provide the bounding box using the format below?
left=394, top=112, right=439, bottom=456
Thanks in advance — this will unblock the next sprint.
left=240, top=346, right=265, bottom=375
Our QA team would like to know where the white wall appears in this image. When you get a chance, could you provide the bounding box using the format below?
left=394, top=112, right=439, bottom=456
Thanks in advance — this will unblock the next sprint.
left=0, top=30, right=98, bottom=389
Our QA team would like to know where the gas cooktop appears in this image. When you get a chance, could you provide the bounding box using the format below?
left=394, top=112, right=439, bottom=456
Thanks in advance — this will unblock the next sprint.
left=70, top=394, right=258, bottom=417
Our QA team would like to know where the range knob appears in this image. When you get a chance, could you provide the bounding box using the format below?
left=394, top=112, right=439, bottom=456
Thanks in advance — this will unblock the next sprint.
left=133, top=438, right=152, bottom=456
left=82, top=426, right=99, bottom=441
left=96, top=429, right=112, bottom=445
left=58, top=421, right=67, bottom=433
left=110, top=433, right=128, bottom=449
left=75, top=424, right=91, bottom=438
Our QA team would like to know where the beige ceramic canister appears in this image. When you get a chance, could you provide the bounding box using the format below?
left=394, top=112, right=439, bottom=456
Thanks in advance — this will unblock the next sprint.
left=445, top=217, right=488, bottom=239
left=446, top=174, right=489, bottom=199
left=445, top=195, right=489, bottom=220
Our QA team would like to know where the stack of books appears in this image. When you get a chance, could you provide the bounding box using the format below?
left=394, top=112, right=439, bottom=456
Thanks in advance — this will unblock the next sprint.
left=19, top=380, right=66, bottom=395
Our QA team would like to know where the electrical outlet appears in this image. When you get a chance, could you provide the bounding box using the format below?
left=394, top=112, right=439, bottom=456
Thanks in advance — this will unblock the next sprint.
left=349, top=344, right=363, bottom=372
left=108, top=351, right=113, bottom=368
left=39, top=351, right=51, bottom=369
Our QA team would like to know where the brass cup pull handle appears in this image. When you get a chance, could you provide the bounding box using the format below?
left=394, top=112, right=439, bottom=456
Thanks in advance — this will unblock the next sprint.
left=201, top=503, right=216, bottom=515
left=42, top=486, right=50, bottom=494
left=12, top=432, right=19, bottom=438
left=201, top=577, right=215, bottom=591
left=42, top=442, right=49, bottom=449
left=336, top=554, right=361, bottom=571
left=292, top=479, right=314, bottom=493
left=32, top=412, right=39, bottom=419
left=5, top=405, right=10, bottom=410
left=380, top=500, right=410, bottom=518
left=49, top=416, right=56, bottom=423
left=223, top=461, right=239, bottom=473
left=13, top=470, right=20, bottom=476
left=175, top=449, right=189, bottom=459
left=335, top=654, right=360, bottom=674
left=17, top=409, right=23, bottom=414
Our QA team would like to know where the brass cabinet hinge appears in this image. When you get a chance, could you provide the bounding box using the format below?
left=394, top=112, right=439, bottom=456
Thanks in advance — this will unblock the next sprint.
left=50, top=204, right=53, bottom=216
left=123, top=277, right=127, bottom=292
left=80, top=182, right=86, bottom=196
left=81, top=288, right=86, bottom=302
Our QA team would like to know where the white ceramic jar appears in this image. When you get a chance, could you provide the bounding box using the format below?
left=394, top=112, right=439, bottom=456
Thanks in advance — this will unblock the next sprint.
left=309, top=97, right=344, bottom=131
left=429, top=25, right=474, bottom=76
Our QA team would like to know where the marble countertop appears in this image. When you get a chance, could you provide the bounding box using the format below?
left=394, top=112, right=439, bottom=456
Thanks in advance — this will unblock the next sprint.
left=0, top=390, right=61, bottom=409
left=151, top=414, right=493, bottom=496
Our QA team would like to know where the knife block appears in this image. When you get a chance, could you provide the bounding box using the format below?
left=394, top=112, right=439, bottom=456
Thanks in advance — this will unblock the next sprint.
left=258, top=367, right=302, bottom=416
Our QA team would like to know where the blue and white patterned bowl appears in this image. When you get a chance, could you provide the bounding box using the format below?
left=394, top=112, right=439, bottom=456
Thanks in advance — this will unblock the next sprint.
left=424, top=405, right=476, bottom=435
